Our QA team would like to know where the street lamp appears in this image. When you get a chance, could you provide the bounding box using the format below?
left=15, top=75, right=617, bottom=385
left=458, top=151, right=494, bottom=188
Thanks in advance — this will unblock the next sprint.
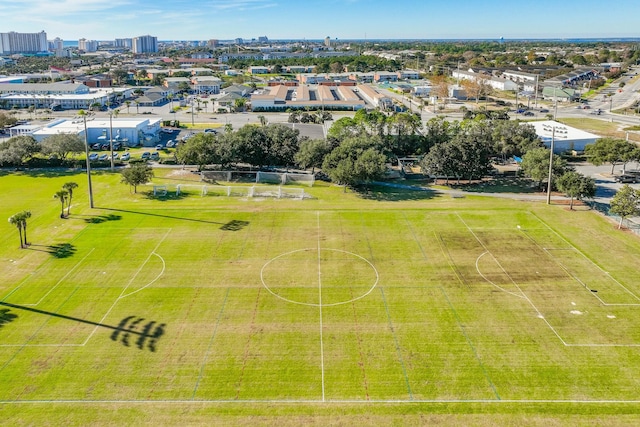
left=546, top=125, right=555, bottom=205
left=81, top=112, right=95, bottom=209
left=109, top=109, right=114, bottom=171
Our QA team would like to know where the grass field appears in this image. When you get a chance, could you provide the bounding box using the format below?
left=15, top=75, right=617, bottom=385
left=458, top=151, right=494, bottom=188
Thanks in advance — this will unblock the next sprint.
left=2, top=169, right=640, bottom=425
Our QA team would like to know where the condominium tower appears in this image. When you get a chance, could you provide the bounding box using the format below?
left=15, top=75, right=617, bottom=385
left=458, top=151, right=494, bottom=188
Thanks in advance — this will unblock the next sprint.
left=0, top=31, right=48, bottom=54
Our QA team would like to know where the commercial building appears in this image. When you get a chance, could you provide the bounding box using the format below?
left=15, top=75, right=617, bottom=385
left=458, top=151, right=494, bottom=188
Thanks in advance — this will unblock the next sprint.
left=78, top=38, right=98, bottom=53
left=0, top=31, right=48, bottom=55
left=529, top=120, right=599, bottom=153
left=32, top=117, right=162, bottom=147
left=0, top=83, right=132, bottom=110
left=132, top=35, right=158, bottom=54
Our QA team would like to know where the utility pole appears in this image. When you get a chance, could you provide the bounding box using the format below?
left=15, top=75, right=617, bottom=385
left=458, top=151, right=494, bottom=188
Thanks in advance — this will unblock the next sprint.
left=109, top=110, right=114, bottom=171
left=82, top=113, right=95, bottom=209
left=546, top=126, right=556, bottom=205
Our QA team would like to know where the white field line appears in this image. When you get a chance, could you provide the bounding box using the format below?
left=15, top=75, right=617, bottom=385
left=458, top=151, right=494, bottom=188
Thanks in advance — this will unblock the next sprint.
left=4, top=398, right=640, bottom=404
left=81, top=229, right=171, bottom=346
left=531, top=212, right=640, bottom=304
left=119, top=253, right=165, bottom=299
left=475, top=252, right=525, bottom=299
left=3, top=249, right=95, bottom=306
left=456, top=213, right=568, bottom=346
left=259, top=248, right=379, bottom=307
left=517, top=224, right=629, bottom=307
left=317, top=212, right=326, bottom=402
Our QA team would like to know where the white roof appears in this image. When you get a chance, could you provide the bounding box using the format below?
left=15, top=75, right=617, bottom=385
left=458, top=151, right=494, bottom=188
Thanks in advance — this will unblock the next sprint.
left=529, top=120, right=599, bottom=142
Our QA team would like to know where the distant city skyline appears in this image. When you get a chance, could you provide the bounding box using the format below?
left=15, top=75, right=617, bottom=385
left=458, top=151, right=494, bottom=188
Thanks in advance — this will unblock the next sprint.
left=5, top=0, right=639, bottom=41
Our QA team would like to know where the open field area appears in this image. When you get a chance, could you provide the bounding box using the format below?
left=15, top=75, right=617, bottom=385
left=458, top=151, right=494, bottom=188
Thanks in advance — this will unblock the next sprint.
left=2, top=169, right=640, bottom=425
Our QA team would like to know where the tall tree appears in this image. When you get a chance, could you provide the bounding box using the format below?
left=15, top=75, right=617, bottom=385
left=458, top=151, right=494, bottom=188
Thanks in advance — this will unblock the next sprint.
left=520, top=147, right=568, bottom=188
left=40, top=134, right=85, bottom=160
left=8, top=213, right=24, bottom=248
left=585, top=138, right=638, bottom=174
left=0, top=135, right=40, bottom=166
left=556, top=171, right=596, bottom=210
left=610, top=185, right=640, bottom=229
left=54, top=190, right=69, bottom=218
left=121, top=163, right=154, bottom=193
left=62, top=182, right=78, bottom=216
left=295, top=139, right=332, bottom=173
left=322, top=136, right=386, bottom=191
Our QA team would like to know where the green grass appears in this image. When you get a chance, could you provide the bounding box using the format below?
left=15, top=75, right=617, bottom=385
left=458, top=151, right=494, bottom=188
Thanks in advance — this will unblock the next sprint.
left=3, top=169, right=640, bottom=425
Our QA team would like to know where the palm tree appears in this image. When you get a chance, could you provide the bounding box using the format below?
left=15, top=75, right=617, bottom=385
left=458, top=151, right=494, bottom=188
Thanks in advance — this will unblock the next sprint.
left=202, top=100, right=209, bottom=113
left=8, top=214, right=24, bottom=249
left=19, top=210, right=31, bottom=247
left=62, top=182, right=78, bottom=216
left=258, top=115, right=267, bottom=127
left=125, top=100, right=131, bottom=114
left=54, top=190, right=69, bottom=218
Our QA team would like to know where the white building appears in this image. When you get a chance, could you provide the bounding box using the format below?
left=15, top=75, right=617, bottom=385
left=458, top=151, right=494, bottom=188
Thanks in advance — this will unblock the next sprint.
left=78, top=38, right=98, bottom=53
left=0, top=31, right=48, bottom=55
left=132, top=35, right=158, bottom=54
left=32, top=117, right=162, bottom=147
left=529, top=120, right=599, bottom=153
left=191, top=76, right=221, bottom=94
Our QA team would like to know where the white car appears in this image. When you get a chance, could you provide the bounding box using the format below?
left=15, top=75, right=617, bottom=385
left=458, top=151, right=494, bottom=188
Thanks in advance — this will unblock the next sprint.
left=88, top=153, right=99, bottom=161
left=120, top=152, right=131, bottom=161
left=166, top=140, right=175, bottom=148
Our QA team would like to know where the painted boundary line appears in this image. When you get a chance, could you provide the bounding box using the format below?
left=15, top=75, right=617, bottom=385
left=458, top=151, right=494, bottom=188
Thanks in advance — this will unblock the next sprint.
left=2, top=249, right=96, bottom=305
left=191, top=288, right=230, bottom=399
left=379, top=287, right=413, bottom=400
left=529, top=212, right=640, bottom=306
left=440, top=287, right=501, bottom=400
left=317, top=211, right=326, bottom=402
left=455, top=213, right=569, bottom=346
left=460, top=213, right=640, bottom=348
left=402, top=212, right=428, bottom=261
left=4, top=398, right=640, bottom=404
left=83, top=228, right=172, bottom=345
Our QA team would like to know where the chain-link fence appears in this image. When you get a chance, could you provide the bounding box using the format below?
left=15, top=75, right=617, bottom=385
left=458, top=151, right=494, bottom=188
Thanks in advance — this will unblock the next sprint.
left=587, top=200, right=640, bottom=236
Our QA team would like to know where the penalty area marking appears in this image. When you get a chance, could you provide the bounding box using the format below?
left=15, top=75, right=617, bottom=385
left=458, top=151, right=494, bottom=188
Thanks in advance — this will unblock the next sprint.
left=260, top=248, right=379, bottom=307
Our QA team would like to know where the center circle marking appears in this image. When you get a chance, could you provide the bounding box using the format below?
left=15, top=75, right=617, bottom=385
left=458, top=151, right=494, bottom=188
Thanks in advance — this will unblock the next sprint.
left=260, top=248, right=379, bottom=307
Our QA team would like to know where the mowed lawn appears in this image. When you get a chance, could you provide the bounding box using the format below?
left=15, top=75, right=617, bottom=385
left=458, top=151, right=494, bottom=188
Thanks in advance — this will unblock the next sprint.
left=2, top=169, right=640, bottom=425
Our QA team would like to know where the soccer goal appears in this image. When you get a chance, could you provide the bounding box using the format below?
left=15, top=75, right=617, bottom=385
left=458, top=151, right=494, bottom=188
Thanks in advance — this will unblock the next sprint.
left=153, top=185, right=167, bottom=196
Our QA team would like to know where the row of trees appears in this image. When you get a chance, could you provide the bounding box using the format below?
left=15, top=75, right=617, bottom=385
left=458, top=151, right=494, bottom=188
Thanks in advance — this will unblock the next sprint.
left=0, top=134, right=86, bottom=166
left=53, top=182, right=79, bottom=218
left=8, top=210, right=31, bottom=248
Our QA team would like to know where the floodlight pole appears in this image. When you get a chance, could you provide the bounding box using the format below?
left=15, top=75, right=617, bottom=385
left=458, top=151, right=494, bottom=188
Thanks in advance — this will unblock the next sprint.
left=109, top=110, right=114, bottom=171
left=82, top=114, right=95, bottom=208
left=546, top=126, right=556, bottom=205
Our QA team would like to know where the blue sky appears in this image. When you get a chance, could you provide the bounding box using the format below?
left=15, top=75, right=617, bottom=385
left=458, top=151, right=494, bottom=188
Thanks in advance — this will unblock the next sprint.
left=4, top=0, right=639, bottom=41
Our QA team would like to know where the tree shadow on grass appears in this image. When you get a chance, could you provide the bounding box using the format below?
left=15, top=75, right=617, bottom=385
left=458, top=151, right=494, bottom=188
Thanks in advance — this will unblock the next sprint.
left=100, top=207, right=223, bottom=225
left=0, top=308, right=18, bottom=330
left=356, top=184, right=439, bottom=202
left=83, top=214, right=122, bottom=224
left=27, top=243, right=77, bottom=258
left=142, top=191, right=190, bottom=201
left=0, top=301, right=165, bottom=352
left=220, top=220, right=250, bottom=231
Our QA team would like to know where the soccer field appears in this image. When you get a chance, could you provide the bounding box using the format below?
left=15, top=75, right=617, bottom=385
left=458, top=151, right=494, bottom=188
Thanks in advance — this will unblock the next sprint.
left=2, top=171, right=640, bottom=424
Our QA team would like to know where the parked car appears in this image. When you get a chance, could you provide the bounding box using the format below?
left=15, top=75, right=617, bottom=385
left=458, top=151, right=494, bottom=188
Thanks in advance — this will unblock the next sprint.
left=100, top=143, right=110, bottom=150
left=156, top=144, right=164, bottom=150
left=161, top=128, right=174, bottom=134
left=88, top=153, right=99, bottom=161
left=109, top=153, right=119, bottom=160
left=113, top=142, right=122, bottom=151
left=523, top=111, right=534, bottom=116
left=150, top=151, right=160, bottom=160
left=141, top=151, right=151, bottom=160
left=539, top=108, right=549, bottom=113
left=120, top=152, right=130, bottom=161
left=204, top=128, right=217, bottom=134
left=516, top=108, right=527, bottom=114
left=91, top=143, right=101, bottom=150
left=98, top=153, right=108, bottom=161
left=615, top=174, right=639, bottom=183
left=166, top=140, right=175, bottom=148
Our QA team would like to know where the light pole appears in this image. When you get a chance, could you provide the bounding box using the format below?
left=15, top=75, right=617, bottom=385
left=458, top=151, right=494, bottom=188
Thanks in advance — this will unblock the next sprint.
left=82, top=113, right=95, bottom=209
left=546, top=126, right=556, bottom=205
left=109, top=109, right=114, bottom=171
